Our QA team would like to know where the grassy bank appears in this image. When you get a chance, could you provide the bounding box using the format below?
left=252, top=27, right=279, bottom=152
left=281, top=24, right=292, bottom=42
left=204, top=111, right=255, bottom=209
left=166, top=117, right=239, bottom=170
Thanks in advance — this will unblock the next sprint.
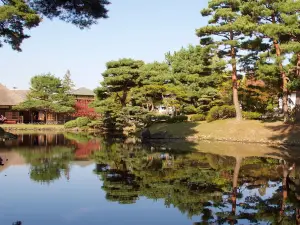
left=0, top=124, right=65, bottom=131
left=149, top=119, right=300, bottom=145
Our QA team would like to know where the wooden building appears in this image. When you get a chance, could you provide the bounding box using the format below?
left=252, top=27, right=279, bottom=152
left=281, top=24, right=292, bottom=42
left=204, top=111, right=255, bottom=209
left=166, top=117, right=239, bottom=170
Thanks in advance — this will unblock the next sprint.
left=0, top=84, right=29, bottom=123
left=0, top=84, right=96, bottom=124
left=70, top=87, right=96, bottom=118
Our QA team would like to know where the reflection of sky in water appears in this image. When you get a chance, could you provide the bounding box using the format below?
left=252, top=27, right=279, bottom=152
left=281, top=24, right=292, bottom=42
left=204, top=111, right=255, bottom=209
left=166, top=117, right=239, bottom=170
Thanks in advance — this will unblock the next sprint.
left=204, top=181, right=282, bottom=225
left=0, top=133, right=295, bottom=225
left=0, top=164, right=199, bottom=225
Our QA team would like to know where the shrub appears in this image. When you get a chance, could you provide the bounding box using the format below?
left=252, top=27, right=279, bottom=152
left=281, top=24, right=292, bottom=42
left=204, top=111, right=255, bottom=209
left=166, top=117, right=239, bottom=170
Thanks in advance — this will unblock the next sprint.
left=206, top=105, right=236, bottom=122
left=190, top=114, right=206, bottom=122
left=167, top=115, right=188, bottom=123
left=64, top=120, right=77, bottom=129
left=76, top=117, right=91, bottom=128
left=242, top=111, right=262, bottom=120
left=183, top=105, right=197, bottom=114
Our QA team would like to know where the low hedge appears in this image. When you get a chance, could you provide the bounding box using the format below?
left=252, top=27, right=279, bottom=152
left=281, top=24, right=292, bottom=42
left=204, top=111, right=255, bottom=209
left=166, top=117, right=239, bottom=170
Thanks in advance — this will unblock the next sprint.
left=167, top=115, right=188, bottom=123
left=206, top=105, right=236, bottom=122
left=242, top=111, right=262, bottom=120
left=64, top=120, right=77, bottom=129
left=64, top=117, right=91, bottom=129
left=190, top=114, right=206, bottom=122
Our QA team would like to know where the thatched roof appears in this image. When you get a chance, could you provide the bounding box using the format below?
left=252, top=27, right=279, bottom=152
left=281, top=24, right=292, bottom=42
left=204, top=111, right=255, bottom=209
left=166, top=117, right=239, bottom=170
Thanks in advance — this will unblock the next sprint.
left=0, top=84, right=27, bottom=106
left=70, top=87, right=95, bottom=96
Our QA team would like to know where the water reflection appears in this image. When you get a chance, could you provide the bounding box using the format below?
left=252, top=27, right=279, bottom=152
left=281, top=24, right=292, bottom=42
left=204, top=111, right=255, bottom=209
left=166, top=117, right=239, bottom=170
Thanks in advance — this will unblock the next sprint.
left=1, top=133, right=300, bottom=224
left=0, top=133, right=101, bottom=184
left=93, top=140, right=300, bottom=224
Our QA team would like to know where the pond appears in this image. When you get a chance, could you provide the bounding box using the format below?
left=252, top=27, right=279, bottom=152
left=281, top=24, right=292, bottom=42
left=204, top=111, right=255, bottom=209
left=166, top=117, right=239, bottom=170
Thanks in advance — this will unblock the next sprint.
left=1, top=132, right=300, bottom=225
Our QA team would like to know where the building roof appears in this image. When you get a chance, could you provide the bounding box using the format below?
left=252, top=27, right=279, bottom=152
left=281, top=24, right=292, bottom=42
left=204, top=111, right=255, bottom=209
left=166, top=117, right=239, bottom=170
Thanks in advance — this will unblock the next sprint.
left=0, top=84, right=26, bottom=106
left=70, top=87, right=95, bottom=96
left=11, top=90, right=29, bottom=101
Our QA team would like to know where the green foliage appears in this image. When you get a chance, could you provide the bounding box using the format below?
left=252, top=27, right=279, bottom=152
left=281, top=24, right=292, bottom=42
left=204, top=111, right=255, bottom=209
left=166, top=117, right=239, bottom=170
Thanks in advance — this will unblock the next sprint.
left=64, top=117, right=91, bottom=129
left=64, top=120, right=77, bottom=129
left=206, top=105, right=236, bottom=122
left=13, top=74, right=75, bottom=117
left=182, top=105, right=197, bottom=114
left=1, top=0, right=110, bottom=51
left=76, top=117, right=91, bottom=128
left=167, top=115, right=188, bottom=123
left=190, top=114, right=206, bottom=122
left=242, top=112, right=262, bottom=120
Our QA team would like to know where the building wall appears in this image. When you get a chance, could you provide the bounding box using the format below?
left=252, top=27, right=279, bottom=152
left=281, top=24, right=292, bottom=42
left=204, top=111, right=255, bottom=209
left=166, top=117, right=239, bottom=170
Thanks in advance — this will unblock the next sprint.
left=279, top=93, right=297, bottom=110
left=73, top=95, right=96, bottom=118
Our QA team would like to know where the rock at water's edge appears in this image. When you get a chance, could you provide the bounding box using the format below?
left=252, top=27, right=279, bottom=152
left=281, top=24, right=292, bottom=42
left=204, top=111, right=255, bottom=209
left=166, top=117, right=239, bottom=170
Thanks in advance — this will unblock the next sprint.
left=141, top=128, right=151, bottom=139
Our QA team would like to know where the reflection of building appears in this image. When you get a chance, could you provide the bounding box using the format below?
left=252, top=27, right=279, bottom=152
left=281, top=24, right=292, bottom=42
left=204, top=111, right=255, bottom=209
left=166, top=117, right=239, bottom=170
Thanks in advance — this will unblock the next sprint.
left=73, top=140, right=101, bottom=160
left=0, top=151, right=25, bottom=173
left=0, top=84, right=96, bottom=124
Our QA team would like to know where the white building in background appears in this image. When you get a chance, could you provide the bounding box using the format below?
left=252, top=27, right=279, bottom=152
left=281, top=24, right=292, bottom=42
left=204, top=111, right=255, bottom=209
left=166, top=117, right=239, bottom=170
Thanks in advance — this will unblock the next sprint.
left=156, top=105, right=175, bottom=115
left=279, top=92, right=297, bottom=110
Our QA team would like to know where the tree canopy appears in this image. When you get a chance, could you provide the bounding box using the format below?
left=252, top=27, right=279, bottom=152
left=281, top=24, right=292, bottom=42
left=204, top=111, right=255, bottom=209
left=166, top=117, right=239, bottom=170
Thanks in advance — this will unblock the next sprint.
left=13, top=73, right=75, bottom=120
left=0, top=0, right=110, bottom=51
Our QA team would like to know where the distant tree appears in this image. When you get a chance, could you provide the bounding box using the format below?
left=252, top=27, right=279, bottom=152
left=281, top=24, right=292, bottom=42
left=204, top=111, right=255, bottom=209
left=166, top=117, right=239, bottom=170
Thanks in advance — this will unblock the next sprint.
left=0, top=0, right=110, bottom=51
left=13, top=74, right=75, bottom=123
left=62, top=70, right=75, bottom=92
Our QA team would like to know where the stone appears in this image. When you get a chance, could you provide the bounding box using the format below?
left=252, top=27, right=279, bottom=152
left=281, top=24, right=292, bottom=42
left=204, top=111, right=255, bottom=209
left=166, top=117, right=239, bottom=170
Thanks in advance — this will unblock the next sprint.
left=141, top=128, right=151, bottom=139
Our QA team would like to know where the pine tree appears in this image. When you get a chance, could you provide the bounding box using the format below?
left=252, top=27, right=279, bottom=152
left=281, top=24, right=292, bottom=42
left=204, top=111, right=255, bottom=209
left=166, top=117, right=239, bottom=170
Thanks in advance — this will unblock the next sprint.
left=166, top=45, right=226, bottom=114
left=196, top=0, right=252, bottom=120
left=62, top=70, right=75, bottom=92
left=241, top=0, right=300, bottom=122
left=1, top=0, right=110, bottom=51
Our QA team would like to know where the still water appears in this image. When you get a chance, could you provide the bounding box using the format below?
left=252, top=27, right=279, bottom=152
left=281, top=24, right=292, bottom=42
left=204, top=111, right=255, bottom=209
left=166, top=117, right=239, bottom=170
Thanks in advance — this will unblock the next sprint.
left=1, top=132, right=300, bottom=225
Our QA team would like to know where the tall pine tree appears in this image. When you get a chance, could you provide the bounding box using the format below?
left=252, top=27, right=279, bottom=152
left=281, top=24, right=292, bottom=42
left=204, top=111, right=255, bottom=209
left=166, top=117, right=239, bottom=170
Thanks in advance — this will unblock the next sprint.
left=241, top=0, right=300, bottom=122
left=196, top=0, right=252, bottom=120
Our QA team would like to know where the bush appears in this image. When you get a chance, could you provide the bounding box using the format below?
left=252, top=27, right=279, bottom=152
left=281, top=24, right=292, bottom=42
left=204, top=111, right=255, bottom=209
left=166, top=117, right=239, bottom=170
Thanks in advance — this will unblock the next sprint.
left=64, top=120, right=77, bottom=129
left=190, top=114, right=206, bottom=122
left=242, top=111, right=262, bottom=120
left=167, top=115, right=188, bottom=123
left=183, top=105, right=197, bottom=114
left=206, top=105, right=236, bottom=122
left=76, top=117, right=91, bottom=128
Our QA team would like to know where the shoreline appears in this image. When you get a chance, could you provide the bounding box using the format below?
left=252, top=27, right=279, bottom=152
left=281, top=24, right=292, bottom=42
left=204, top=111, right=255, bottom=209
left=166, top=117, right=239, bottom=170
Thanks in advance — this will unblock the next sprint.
left=2, top=119, right=300, bottom=147
left=1, top=124, right=65, bottom=131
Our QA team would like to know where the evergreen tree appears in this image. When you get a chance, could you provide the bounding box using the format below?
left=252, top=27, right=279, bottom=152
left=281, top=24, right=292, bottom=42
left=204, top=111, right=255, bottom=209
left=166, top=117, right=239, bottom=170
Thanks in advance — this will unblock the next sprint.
left=13, top=74, right=75, bottom=123
left=241, top=0, right=300, bottom=122
left=1, top=0, right=110, bottom=51
left=62, top=70, right=75, bottom=92
left=131, top=61, right=174, bottom=112
left=94, top=59, right=145, bottom=130
left=196, top=0, right=252, bottom=120
left=166, top=45, right=226, bottom=114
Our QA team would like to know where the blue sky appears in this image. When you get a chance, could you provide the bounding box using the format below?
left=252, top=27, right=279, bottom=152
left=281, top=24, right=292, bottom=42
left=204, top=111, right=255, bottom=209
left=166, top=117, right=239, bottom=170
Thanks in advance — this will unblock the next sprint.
left=0, top=0, right=208, bottom=90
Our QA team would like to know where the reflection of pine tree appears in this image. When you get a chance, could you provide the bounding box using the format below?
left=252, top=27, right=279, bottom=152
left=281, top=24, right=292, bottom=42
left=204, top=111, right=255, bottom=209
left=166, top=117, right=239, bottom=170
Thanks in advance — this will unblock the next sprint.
left=93, top=141, right=300, bottom=224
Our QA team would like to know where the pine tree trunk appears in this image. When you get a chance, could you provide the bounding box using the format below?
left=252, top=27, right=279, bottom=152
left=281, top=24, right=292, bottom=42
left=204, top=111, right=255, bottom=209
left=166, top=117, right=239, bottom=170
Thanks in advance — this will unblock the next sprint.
left=230, top=42, right=242, bottom=120
left=295, top=54, right=300, bottom=122
left=273, top=40, right=289, bottom=122
left=272, top=15, right=289, bottom=122
left=230, top=156, right=242, bottom=225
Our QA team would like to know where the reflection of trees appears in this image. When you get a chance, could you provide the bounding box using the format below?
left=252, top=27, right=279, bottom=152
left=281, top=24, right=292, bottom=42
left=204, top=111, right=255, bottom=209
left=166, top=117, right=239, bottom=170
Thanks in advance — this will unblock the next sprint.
left=93, top=141, right=235, bottom=217
left=93, top=141, right=300, bottom=224
left=19, top=146, right=74, bottom=184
